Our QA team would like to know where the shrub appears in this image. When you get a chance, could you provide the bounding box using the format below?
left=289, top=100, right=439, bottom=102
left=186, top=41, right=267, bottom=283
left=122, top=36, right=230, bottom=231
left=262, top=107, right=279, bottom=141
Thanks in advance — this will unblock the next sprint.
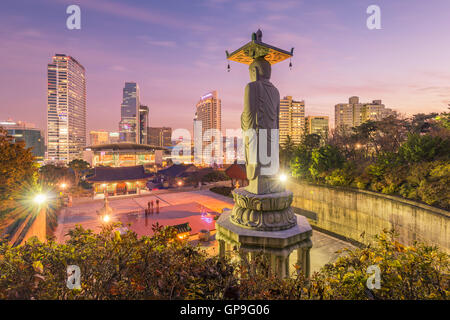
left=0, top=227, right=447, bottom=300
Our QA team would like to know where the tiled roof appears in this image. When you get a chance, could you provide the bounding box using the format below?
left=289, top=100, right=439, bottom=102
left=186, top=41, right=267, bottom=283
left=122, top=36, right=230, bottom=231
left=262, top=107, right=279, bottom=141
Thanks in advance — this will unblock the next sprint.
left=225, top=163, right=247, bottom=180
left=157, top=164, right=198, bottom=178
left=87, top=165, right=153, bottom=182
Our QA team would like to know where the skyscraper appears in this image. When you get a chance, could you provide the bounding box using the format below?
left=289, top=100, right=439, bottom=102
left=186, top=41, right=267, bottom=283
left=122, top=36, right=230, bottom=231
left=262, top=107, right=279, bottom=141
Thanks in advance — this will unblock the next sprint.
left=119, top=82, right=140, bottom=143
left=279, top=96, right=305, bottom=146
left=335, top=96, right=394, bottom=132
left=47, top=54, right=86, bottom=162
left=194, top=91, right=222, bottom=164
left=148, top=127, right=172, bottom=147
left=138, top=105, right=149, bottom=144
left=195, top=91, right=222, bottom=134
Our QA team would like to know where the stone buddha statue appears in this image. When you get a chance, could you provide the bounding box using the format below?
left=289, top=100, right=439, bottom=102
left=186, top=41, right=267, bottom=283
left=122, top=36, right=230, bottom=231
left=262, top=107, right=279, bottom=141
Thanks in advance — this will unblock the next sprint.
left=241, top=56, right=283, bottom=195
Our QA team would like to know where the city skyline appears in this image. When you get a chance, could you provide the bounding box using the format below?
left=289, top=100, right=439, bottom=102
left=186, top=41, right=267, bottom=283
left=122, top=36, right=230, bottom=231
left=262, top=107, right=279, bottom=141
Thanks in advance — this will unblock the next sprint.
left=1, top=0, right=449, bottom=135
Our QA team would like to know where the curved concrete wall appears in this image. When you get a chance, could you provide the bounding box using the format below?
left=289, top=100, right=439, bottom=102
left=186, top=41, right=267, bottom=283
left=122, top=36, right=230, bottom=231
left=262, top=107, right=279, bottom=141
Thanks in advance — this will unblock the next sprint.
left=287, top=181, right=449, bottom=253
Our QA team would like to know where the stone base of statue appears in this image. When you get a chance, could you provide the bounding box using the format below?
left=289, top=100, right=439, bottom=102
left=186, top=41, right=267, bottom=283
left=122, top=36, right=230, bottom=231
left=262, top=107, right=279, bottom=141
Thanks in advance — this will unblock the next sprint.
left=216, top=187, right=313, bottom=278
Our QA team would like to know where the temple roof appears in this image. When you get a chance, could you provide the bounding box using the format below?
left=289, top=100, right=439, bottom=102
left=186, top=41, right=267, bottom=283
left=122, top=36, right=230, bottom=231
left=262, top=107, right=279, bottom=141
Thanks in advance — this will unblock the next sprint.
left=225, top=163, right=247, bottom=180
left=157, top=164, right=198, bottom=178
left=87, top=165, right=153, bottom=182
left=86, top=143, right=166, bottom=151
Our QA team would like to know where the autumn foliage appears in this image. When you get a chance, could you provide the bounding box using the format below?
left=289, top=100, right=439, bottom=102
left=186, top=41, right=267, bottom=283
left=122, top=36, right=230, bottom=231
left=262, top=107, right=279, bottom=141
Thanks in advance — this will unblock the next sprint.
left=0, top=225, right=447, bottom=300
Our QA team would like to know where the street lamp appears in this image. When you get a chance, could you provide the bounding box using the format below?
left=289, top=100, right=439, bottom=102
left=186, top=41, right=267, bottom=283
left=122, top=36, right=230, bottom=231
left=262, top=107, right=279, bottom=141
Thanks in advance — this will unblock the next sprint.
left=33, top=194, right=47, bottom=205
left=279, top=174, right=287, bottom=182
left=60, top=182, right=68, bottom=190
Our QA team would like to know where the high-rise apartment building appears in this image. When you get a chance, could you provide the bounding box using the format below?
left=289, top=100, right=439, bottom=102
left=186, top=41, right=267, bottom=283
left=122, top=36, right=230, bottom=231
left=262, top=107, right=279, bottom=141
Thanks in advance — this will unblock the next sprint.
left=1, top=120, right=45, bottom=160
left=47, top=54, right=86, bottom=162
left=335, top=96, right=394, bottom=131
left=306, top=116, right=329, bottom=139
left=119, top=82, right=140, bottom=143
left=148, top=127, right=172, bottom=147
left=279, top=96, right=305, bottom=146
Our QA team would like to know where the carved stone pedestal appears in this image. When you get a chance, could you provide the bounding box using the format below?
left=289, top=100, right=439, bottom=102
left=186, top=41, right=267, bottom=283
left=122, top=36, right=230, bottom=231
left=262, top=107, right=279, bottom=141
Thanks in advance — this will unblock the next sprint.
left=216, top=187, right=313, bottom=278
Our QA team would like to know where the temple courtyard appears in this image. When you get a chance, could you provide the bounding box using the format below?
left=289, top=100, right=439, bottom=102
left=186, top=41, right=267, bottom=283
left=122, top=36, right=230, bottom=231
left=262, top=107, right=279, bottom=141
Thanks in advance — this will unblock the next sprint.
left=55, top=189, right=354, bottom=274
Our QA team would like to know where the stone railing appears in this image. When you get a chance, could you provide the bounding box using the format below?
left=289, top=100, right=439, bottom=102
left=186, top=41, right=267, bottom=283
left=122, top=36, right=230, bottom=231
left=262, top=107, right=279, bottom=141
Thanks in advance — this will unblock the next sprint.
left=287, top=181, right=449, bottom=253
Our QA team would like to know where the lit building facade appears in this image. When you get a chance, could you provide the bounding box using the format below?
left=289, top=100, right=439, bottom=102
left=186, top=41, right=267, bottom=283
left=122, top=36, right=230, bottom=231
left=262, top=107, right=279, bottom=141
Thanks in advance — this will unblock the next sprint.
left=138, top=105, right=149, bottom=144
left=335, top=96, right=394, bottom=132
left=47, top=54, right=86, bottom=162
left=84, top=143, right=166, bottom=167
left=1, top=120, right=45, bottom=160
left=89, top=131, right=109, bottom=146
left=306, top=116, right=329, bottom=139
left=148, top=127, right=172, bottom=147
left=119, top=82, right=140, bottom=143
left=194, top=91, right=222, bottom=165
left=279, top=96, right=305, bottom=146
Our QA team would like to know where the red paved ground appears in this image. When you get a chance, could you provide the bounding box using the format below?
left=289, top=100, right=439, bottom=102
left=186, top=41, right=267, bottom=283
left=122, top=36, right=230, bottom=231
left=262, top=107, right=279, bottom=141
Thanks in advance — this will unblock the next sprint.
left=119, top=202, right=218, bottom=237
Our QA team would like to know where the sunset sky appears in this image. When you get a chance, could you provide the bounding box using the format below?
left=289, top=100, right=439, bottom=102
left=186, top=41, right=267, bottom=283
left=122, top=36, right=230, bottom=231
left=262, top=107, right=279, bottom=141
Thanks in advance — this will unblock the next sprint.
left=1, top=0, right=449, bottom=135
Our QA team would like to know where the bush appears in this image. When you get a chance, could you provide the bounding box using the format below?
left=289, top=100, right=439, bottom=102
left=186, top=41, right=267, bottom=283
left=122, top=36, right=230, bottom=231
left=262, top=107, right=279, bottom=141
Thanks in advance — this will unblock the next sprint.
left=0, top=227, right=447, bottom=300
left=209, top=186, right=233, bottom=197
left=201, top=171, right=230, bottom=183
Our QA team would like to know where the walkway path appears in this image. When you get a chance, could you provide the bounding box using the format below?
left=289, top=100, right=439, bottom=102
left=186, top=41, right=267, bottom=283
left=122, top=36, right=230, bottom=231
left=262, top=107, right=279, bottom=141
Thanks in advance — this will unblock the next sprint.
left=55, top=189, right=355, bottom=272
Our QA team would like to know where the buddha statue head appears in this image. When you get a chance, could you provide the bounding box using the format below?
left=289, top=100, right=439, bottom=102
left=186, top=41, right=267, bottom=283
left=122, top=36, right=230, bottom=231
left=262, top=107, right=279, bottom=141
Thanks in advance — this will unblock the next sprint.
left=249, top=56, right=271, bottom=81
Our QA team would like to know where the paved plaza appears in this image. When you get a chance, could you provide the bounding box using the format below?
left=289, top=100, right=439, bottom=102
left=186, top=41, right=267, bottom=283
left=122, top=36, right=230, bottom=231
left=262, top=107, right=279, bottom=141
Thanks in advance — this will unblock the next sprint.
left=56, top=189, right=355, bottom=273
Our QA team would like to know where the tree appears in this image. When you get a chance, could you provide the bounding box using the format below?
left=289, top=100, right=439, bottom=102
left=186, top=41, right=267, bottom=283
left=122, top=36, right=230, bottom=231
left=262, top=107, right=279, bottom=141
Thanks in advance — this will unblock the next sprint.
left=309, top=145, right=345, bottom=180
left=279, top=135, right=296, bottom=170
left=39, top=164, right=73, bottom=187
left=68, top=159, right=91, bottom=186
left=0, top=127, right=37, bottom=203
left=399, top=134, right=449, bottom=163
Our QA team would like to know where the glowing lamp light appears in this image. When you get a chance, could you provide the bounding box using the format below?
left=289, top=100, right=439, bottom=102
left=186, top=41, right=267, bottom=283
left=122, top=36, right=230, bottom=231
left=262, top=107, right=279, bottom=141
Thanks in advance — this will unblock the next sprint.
left=60, top=183, right=67, bottom=189
left=279, top=174, right=287, bottom=182
left=177, top=181, right=183, bottom=186
left=33, top=194, right=47, bottom=205
left=102, top=215, right=111, bottom=223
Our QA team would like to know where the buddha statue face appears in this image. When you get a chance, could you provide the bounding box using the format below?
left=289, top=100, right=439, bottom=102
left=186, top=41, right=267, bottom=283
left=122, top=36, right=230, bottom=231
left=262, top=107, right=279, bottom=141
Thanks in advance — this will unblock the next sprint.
left=249, top=56, right=271, bottom=81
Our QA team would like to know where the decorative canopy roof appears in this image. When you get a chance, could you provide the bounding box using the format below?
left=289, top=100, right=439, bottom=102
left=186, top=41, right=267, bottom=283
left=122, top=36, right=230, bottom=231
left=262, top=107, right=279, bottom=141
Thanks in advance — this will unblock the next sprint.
left=226, top=29, right=293, bottom=65
left=87, top=165, right=153, bottom=182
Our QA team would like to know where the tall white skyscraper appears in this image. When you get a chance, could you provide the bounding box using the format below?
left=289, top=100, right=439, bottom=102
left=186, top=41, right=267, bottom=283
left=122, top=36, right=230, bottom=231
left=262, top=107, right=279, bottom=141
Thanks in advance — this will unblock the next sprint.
left=47, top=54, right=86, bottom=162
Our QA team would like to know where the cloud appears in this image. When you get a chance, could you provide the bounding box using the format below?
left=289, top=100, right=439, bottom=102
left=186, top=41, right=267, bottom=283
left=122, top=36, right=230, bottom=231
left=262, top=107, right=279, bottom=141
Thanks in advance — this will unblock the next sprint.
left=137, top=35, right=177, bottom=48
left=49, top=0, right=210, bottom=32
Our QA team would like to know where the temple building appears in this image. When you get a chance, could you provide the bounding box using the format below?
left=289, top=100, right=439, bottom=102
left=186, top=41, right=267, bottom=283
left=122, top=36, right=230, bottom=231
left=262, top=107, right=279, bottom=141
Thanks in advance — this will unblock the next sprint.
left=83, top=143, right=166, bottom=167
left=87, top=165, right=152, bottom=196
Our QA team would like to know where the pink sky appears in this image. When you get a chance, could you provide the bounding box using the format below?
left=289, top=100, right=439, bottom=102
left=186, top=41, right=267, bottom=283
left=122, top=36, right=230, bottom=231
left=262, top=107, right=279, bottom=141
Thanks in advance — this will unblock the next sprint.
left=0, top=0, right=449, bottom=136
